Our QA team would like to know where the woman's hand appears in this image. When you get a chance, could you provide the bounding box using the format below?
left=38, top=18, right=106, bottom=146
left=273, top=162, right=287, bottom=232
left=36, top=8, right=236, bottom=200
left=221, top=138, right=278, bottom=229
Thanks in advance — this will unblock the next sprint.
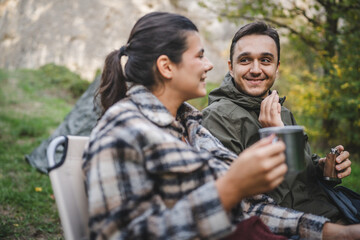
left=216, top=135, right=287, bottom=211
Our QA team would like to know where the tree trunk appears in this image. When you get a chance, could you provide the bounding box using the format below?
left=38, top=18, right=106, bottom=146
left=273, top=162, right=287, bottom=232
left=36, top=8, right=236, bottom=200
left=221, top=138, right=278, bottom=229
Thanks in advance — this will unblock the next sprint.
left=321, top=0, right=339, bottom=146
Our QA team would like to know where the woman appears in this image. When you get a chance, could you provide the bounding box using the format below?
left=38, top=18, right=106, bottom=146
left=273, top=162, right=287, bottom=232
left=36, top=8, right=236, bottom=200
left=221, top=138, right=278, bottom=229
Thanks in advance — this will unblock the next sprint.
left=83, top=12, right=360, bottom=240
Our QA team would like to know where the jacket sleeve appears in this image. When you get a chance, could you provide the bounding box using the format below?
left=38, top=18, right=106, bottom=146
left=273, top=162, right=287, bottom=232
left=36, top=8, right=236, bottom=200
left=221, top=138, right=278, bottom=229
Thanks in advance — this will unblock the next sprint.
left=243, top=195, right=329, bottom=240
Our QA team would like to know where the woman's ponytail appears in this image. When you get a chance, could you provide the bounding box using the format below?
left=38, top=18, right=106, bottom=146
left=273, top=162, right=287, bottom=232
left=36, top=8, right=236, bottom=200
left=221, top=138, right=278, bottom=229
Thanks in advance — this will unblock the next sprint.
left=95, top=47, right=128, bottom=117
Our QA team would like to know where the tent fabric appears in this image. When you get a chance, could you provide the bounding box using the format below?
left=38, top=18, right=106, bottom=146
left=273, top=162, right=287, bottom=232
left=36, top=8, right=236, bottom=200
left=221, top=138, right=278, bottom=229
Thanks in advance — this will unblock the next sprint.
left=25, top=76, right=100, bottom=173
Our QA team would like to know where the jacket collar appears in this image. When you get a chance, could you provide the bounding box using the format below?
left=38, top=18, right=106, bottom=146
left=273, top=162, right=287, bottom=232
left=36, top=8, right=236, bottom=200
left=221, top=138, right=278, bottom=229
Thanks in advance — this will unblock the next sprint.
left=127, top=85, right=175, bottom=127
left=208, top=72, right=286, bottom=111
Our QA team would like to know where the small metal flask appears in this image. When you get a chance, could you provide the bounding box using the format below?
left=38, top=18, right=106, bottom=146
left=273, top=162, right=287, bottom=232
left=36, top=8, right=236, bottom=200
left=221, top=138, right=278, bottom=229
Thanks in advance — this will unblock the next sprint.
left=323, top=148, right=341, bottom=184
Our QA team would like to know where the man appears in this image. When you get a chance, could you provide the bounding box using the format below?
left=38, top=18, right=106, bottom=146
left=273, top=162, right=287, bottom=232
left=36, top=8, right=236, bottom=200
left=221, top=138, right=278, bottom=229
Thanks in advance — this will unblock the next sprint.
left=202, top=21, right=352, bottom=223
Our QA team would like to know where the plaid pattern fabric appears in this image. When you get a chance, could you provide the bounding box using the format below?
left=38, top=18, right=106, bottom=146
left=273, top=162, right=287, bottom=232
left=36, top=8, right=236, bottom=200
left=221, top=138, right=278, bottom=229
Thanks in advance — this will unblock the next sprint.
left=82, top=85, right=328, bottom=240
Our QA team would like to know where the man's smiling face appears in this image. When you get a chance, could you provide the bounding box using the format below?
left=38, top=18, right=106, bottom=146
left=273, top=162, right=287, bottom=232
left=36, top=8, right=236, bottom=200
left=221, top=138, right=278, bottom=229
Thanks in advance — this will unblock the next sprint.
left=228, top=34, right=279, bottom=98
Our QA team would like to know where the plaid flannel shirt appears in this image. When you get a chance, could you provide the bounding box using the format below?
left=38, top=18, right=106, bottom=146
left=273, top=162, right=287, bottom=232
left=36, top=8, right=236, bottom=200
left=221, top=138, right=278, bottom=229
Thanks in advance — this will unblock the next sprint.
left=82, top=85, right=328, bottom=240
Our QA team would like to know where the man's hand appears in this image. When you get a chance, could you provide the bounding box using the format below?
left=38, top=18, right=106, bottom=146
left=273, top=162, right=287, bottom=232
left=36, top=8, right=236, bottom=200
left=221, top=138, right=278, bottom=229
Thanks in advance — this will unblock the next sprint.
left=259, top=90, right=284, bottom=127
left=318, top=145, right=352, bottom=179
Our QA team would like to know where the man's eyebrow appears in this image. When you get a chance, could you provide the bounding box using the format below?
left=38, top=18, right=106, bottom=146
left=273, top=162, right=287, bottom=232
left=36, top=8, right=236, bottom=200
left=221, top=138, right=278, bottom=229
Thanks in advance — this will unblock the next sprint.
left=261, top=52, right=275, bottom=58
left=236, top=52, right=250, bottom=61
left=236, top=52, right=275, bottom=60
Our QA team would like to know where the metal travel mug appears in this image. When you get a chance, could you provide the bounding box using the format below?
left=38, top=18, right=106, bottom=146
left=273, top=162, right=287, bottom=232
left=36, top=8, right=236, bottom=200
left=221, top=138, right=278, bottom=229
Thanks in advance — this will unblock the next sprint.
left=259, top=126, right=305, bottom=172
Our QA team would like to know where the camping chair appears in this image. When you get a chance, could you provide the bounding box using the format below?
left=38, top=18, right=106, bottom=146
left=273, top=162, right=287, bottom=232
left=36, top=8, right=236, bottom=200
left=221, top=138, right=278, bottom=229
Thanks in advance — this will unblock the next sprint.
left=47, top=135, right=90, bottom=240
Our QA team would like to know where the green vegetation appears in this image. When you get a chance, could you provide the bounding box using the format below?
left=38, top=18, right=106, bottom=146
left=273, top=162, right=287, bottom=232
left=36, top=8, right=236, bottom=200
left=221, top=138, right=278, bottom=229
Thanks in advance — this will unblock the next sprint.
left=0, top=64, right=89, bottom=239
left=343, top=163, right=360, bottom=193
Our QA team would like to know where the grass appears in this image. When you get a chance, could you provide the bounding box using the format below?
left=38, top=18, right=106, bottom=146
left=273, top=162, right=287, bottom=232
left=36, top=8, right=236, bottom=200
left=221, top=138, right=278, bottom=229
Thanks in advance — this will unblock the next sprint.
left=0, top=65, right=359, bottom=239
left=0, top=64, right=89, bottom=239
left=342, top=162, right=360, bottom=193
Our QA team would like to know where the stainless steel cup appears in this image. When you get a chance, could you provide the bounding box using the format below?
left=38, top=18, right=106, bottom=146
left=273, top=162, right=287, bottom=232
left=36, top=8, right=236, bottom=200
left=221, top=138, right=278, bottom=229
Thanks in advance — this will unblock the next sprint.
left=259, top=126, right=305, bottom=172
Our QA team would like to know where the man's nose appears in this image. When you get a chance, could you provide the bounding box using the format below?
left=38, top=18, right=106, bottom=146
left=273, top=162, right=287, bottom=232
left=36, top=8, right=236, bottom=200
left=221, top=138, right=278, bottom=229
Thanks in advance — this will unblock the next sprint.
left=250, top=60, right=262, bottom=74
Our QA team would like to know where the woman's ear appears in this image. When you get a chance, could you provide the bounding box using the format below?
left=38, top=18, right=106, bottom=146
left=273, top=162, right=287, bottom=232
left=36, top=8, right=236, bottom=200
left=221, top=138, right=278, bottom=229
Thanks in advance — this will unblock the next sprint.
left=156, top=55, right=172, bottom=79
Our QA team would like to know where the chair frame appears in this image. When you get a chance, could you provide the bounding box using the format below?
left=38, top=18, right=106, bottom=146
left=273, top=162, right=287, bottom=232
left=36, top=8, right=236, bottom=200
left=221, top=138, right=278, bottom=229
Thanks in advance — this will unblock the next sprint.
left=47, top=135, right=90, bottom=240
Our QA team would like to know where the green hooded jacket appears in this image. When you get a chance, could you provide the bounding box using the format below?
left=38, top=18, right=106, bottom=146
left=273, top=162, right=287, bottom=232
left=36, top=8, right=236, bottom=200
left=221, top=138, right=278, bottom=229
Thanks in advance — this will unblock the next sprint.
left=202, top=73, right=343, bottom=222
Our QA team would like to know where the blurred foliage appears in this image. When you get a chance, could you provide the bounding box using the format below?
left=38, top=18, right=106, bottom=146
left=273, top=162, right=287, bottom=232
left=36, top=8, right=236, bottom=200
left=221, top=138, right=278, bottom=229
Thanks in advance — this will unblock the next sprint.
left=38, top=64, right=90, bottom=98
left=7, top=63, right=90, bottom=99
left=198, top=0, right=360, bottom=159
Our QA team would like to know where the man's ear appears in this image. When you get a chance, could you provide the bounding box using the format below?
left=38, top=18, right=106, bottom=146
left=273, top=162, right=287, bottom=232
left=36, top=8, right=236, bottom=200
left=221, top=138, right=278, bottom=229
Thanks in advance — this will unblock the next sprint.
left=276, top=61, right=280, bottom=76
left=228, top=60, right=234, bottom=77
left=156, top=55, right=172, bottom=79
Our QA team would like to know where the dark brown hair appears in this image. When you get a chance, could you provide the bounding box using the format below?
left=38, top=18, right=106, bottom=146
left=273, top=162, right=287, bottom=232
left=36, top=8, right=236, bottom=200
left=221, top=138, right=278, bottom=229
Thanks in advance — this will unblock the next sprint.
left=95, top=12, right=198, bottom=117
left=229, top=21, right=280, bottom=66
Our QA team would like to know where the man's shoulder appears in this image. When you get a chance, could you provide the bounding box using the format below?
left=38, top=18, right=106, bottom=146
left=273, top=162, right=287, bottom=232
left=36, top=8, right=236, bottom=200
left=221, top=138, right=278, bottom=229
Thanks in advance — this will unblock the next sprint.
left=203, top=98, right=251, bottom=118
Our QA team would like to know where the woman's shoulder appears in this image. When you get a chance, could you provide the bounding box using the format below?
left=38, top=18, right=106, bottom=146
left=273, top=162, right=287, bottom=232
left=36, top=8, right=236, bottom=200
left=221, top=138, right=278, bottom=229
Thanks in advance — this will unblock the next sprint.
left=100, top=98, right=147, bottom=126
left=87, top=99, right=153, bottom=155
left=93, top=98, right=148, bottom=137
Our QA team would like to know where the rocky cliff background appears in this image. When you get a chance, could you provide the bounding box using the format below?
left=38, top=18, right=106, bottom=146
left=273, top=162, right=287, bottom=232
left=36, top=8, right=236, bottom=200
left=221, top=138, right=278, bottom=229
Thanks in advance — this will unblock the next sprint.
left=0, top=0, right=239, bottom=82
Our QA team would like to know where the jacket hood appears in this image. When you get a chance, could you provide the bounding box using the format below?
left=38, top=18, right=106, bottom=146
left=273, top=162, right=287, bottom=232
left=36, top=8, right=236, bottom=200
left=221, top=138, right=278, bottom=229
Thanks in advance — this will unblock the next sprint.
left=208, top=72, right=286, bottom=112
left=208, top=72, right=263, bottom=111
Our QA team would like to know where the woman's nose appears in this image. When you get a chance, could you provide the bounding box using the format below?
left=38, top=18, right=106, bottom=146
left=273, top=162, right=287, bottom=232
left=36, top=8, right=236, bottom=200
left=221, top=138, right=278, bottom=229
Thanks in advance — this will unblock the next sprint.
left=205, top=57, right=213, bottom=72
